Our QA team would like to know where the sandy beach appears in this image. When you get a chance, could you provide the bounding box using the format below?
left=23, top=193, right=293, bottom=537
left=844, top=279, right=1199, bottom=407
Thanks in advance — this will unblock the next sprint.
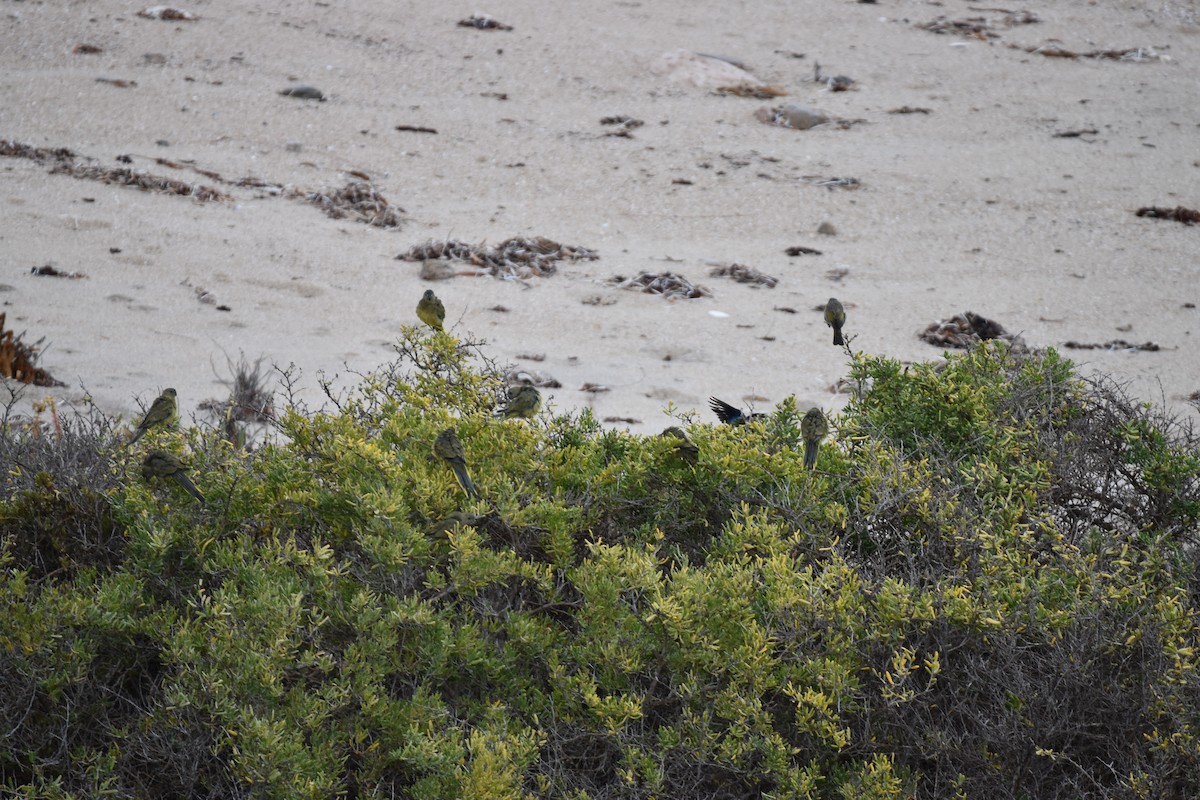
left=3, top=0, right=1198, bottom=434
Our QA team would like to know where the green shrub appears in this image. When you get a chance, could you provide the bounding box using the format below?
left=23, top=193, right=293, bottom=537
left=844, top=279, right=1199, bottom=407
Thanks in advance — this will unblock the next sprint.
left=2, top=335, right=1199, bottom=799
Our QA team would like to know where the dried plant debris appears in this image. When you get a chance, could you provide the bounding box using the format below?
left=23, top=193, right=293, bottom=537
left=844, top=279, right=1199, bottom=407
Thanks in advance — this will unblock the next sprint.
left=1064, top=339, right=1161, bottom=352
left=919, top=11, right=1037, bottom=39
left=279, top=85, right=325, bottom=101
left=581, top=294, right=617, bottom=306
left=1013, top=43, right=1164, bottom=61
left=716, top=83, right=788, bottom=98
left=302, top=181, right=404, bottom=228
left=153, top=157, right=229, bottom=186
left=600, top=115, right=644, bottom=138
left=611, top=272, right=712, bottom=299
left=920, top=15, right=998, bottom=39
left=812, top=63, right=855, bottom=91
left=50, top=162, right=229, bottom=201
left=458, top=14, right=512, bottom=30
left=235, top=176, right=285, bottom=194
left=31, top=265, right=86, bottom=279
left=785, top=246, right=823, bottom=256
left=73, top=44, right=103, bottom=54
left=210, top=353, right=275, bottom=422
left=95, top=78, right=137, bottom=88
left=600, top=115, right=644, bottom=128
left=0, top=313, right=61, bottom=387
left=1053, top=128, right=1099, bottom=139
left=399, top=237, right=598, bottom=279
left=200, top=352, right=275, bottom=447
left=395, top=124, right=437, bottom=134
left=805, top=175, right=861, bottom=190
left=1136, top=206, right=1200, bottom=225
left=138, top=6, right=198, bottom=21
left=708, top=262, right=778, bottom=288
left=889, top=105, right=933, bottom=114
left=920, top=311, right=1027, bottom=350
left=5, top=140, right=229, bottom=201
left=0, top=140, right=77, bottom=162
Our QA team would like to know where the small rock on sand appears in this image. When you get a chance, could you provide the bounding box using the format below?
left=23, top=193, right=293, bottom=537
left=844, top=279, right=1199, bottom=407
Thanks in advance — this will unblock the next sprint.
left=756, top=103, right=829, bottom=130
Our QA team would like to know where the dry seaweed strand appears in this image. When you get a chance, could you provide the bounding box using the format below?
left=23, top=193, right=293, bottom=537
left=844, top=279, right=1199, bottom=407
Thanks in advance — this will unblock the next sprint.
left=4, top=139, right=229, bottom=201
left=716, top=83, right=788, bottom=98
left=0, top=313, right=61, bottom=387
left=49, top=162, right=229, bottom=201
left=399, top=237, right=598, bottom=279
left=0, top=140, right=78, bottom=162
left=1136, top=206, right=1200, bottom=225
left=1063, top=339, right=1161, bottom=352
left=709, top=263, right=779, bottom=288
left=1013, top=43, right=1164, bottom=61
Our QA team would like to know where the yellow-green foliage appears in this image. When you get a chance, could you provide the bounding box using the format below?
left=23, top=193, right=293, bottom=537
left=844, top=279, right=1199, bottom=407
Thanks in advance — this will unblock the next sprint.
left=2, top=336, right=1199, bottom=799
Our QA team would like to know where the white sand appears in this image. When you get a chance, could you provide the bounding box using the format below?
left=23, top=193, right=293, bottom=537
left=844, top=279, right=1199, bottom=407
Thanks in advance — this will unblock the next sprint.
left=3, top=0, right=1198, bottom=434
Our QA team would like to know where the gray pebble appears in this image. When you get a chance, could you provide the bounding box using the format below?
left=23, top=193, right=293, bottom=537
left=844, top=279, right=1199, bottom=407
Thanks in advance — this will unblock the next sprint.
left=776, top=104, right=828, bottom=130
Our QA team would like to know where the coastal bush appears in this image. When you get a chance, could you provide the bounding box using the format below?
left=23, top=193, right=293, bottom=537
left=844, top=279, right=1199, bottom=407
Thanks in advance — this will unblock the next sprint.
left=2, top=334, right=1198, bottom=799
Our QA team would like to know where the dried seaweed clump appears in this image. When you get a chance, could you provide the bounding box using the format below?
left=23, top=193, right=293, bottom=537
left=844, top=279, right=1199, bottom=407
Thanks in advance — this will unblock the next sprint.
left=458, top=14, right=512, bottom=30
left=920, top=311, right=1026, bottom=350
left=303, top=182, right=404, bottom=228
left=716, top=83, right=787, bottom=98
left=49, top=162, right=230, bottom=202
left=0, top=139, right=77, bottom=163
left=0, top=313, right=61, bottom=386
left=918, top=11, right=1037, bottom=39
left=1136, top=206, right=1200, bottom=225
left=611, top=272, right=712, bottom=299
left=708, top=262, right=778, bottom=288
left=398, top=237, right=598, bottom=279
left=919, top=16, right=999, bottom=39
